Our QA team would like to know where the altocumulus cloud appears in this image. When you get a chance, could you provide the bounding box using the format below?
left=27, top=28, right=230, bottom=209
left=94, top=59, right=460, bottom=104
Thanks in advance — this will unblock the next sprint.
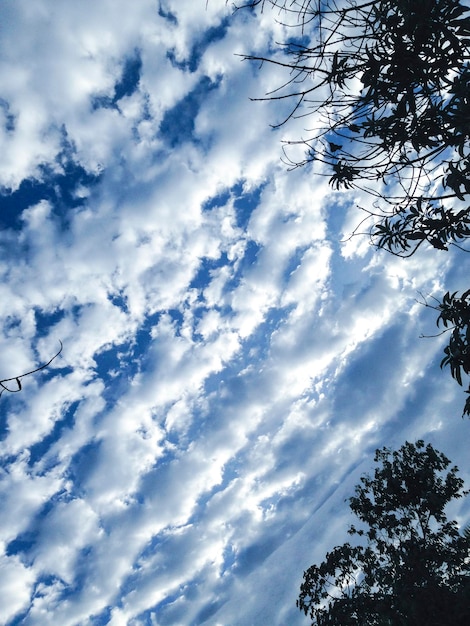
left=0, top=1, right=469, bottom=625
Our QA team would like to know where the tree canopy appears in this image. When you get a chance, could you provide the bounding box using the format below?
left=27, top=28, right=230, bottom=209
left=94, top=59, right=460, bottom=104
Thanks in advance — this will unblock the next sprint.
left=297, top=440, right=470, bottom=625
left=234, top=0, right=470, bottom=415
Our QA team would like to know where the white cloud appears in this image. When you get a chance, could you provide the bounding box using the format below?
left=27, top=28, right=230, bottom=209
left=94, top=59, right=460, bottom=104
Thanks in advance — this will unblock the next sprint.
left=0, top=552, right=35, bottom=624
left=0, top=1, right=468, bottom=625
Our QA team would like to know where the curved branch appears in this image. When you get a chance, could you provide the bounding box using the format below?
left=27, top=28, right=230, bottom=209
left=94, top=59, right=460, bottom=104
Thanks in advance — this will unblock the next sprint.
left=0, top=340, right=64, bottom=398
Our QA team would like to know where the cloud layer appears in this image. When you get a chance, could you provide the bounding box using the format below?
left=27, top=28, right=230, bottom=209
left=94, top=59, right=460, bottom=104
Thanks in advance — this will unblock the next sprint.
left=0, top=2, right=468, bottom=625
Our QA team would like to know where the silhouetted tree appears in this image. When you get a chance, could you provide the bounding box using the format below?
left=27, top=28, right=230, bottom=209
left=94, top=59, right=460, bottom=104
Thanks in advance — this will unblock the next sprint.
left=234, top=1, right=470, bottom=247
left=233, top=0, right=470, bottom=414
left=297, top=441, right=470, bottom=625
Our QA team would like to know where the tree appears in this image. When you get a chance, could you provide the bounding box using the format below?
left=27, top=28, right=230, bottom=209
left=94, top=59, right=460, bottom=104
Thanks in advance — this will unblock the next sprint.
left=234, top=0, right=470, bottom=245
left=297, top=441, right=470, bottom=625
left=233, top=0, right=470, bottom=414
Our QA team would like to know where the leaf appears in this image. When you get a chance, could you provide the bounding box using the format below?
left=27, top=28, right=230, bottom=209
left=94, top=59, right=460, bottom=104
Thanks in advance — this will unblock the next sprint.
left=328, top=142, right=342, bottom=152
left=429, top=238, right=448, bottom=250
left=406, top=232, right=426, bottom=240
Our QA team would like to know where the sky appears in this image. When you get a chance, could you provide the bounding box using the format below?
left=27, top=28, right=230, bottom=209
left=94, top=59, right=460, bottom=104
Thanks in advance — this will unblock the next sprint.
left=0, top=1, right=469, bottom=625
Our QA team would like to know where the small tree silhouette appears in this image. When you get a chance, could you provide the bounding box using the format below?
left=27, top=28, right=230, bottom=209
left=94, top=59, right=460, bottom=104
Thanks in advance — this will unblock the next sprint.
left=298, top=441, right=470, bottom=625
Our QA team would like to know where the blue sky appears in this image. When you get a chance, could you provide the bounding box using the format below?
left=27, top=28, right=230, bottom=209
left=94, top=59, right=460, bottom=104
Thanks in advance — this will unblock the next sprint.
left=0, top=1, right=469, bottom=625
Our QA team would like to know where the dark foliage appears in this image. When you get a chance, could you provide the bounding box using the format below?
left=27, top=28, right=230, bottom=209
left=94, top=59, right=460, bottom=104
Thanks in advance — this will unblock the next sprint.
left=235, top=0, right=470, bottom=251
left=421, top=290, right=470, bottom=416
left=297, top=441, right=470, bottom=625
left=233, top=0, right=470, bottom=414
